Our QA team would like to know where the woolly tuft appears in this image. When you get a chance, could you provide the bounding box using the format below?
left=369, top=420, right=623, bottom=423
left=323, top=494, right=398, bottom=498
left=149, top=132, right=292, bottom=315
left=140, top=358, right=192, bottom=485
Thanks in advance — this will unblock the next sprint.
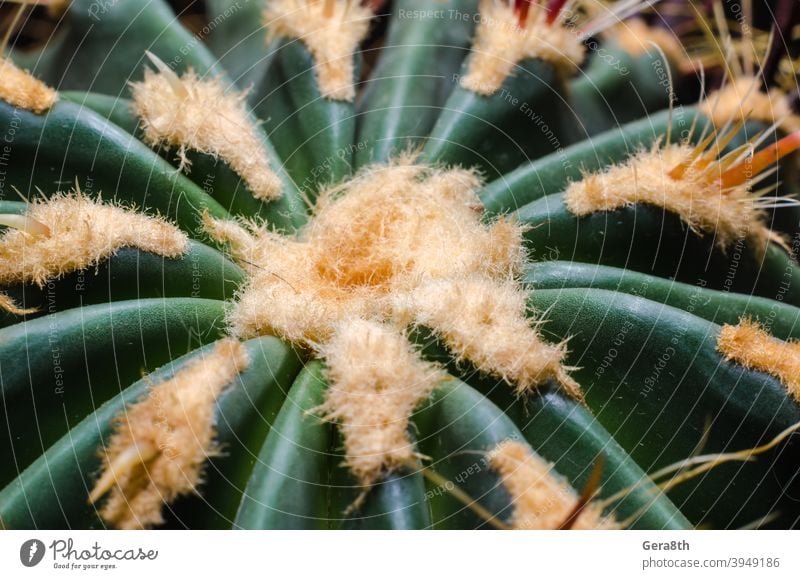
left=201, top=211, right=262, bottom=266
left=699, top=77, right=800, bottom=133
left=208, top=158, right=525, bottom=345
left=263, top=0, right=372, bottom=101
left=89, top=339, right=249, bottom=529
left=131, top=66, right=282, bottom=201
left=461, top=0, right=585, bottom=96
left=0, top=292, right=37, bottom=316
left=315, top=319, right=443, bottom=486
left=402, top=276, right=581, bottom=399
left=564, top=142, right=773, bottom=250
left=0, top=58, right=58, bottom=114
left=0, top=194, right=188, bottom=288
left=717, top=319, right=800, bottom=402
left=489, top=440, right=616, bottom=530
left=206, top=158, right=581, bottom=457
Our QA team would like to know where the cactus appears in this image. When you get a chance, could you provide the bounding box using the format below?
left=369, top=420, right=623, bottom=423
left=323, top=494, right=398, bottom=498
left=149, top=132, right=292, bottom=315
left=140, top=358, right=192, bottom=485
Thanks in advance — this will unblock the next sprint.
left=1, top=0, right=799, bottom=530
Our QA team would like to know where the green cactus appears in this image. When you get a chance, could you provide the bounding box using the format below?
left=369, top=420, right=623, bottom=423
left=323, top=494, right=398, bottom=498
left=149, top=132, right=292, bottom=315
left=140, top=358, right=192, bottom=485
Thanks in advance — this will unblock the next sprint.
left=1, top=0, right=800, bottom=531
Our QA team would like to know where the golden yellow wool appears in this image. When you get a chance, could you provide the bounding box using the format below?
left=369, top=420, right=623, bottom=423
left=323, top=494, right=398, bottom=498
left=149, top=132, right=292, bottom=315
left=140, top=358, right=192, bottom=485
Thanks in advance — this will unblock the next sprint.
left=0, top=292, right=36, bottom=315
left=403, top=277, right=581, bottom=399
left=489, top=441, right=616, bottom=530
left=699, top=77, right=800, bottom=133
left=564, top=143, right=770, bottom=249
left=263, top=0, right=372, bottom=101
left=717, top=319, right=800, bottom=402
left=207, top=160, right=530, bottom=346
left=0, top=194, right=187, bottom=288
left=0, top=58, right=58, bottom=114
left=315, top=320, right=443, bottom=485
left=131, top=65, right=282, bottom=201
left=226, top=228, right=375, bottom=346
left=205, top=158, right=583, bottom=486
left=89, top=339, right=249, bottom=529
left=200, top=212, right=262, bottom=268
left=462, top=0, right=585, bottom=95
left=306, top=162, right=520, bottom=282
